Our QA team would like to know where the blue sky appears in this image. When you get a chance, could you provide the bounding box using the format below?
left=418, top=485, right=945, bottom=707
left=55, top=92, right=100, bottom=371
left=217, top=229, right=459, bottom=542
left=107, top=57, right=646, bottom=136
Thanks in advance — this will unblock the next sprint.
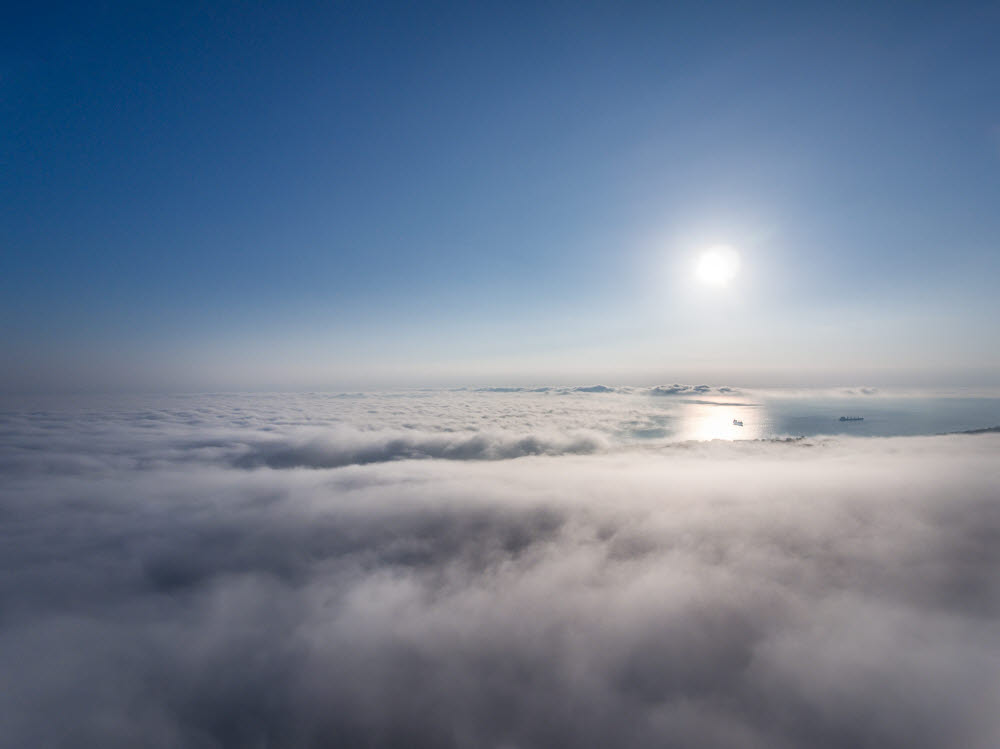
left=2, top=1, right=998, bottom=391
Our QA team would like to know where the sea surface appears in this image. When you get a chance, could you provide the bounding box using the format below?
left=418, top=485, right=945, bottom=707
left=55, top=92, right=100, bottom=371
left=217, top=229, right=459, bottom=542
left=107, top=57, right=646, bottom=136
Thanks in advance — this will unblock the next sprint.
left=666, top=391, right=1000, bottom=442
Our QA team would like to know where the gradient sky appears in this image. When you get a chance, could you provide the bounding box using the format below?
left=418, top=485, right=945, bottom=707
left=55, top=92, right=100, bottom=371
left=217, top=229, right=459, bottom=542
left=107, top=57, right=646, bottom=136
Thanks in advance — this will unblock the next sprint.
left=3, top=1, right=999, bottom=391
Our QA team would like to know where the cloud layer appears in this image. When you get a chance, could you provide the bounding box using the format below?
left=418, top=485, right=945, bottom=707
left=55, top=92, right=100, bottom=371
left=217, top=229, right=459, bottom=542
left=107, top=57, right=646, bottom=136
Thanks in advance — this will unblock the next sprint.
left=1, top=394, right=999, bottom=748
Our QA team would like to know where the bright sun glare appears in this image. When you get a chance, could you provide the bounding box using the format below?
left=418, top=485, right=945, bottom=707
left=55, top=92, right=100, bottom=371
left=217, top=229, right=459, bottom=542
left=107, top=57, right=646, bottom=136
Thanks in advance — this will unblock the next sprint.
left=695, top=246, right=741, bottom=287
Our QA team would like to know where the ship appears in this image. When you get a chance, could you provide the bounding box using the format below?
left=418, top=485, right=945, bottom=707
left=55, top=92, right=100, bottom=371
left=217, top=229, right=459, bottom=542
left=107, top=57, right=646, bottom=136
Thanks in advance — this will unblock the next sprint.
left=839, top=416, right=864, bottom=422
left=732, top=419, right=744, bottom=426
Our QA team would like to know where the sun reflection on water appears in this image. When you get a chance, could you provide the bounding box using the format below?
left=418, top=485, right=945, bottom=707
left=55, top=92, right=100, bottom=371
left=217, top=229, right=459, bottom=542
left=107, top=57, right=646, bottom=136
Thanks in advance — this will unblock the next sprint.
left=674, top=403, right=764, bottom=441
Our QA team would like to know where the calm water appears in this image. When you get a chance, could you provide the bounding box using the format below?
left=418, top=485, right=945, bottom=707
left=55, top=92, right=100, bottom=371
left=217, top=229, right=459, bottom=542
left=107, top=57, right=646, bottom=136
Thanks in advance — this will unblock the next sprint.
left=669, top=394, right=1000, bottom=442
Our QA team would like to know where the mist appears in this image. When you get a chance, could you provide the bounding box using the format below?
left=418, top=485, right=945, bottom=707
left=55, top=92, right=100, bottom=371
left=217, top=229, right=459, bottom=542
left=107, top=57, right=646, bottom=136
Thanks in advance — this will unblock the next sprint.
left=2, top=394, right=998, bottom=747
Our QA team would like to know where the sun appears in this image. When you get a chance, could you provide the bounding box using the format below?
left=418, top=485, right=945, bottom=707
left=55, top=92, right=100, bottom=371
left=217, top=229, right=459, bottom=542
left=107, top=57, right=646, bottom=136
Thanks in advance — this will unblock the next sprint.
left=695, top=246, right=740, bottom=287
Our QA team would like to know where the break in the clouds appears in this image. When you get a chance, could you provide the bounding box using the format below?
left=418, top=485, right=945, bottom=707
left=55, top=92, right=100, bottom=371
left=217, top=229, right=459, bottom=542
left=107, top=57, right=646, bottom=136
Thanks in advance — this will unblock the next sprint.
left=1, top=393, right=999, bottom=748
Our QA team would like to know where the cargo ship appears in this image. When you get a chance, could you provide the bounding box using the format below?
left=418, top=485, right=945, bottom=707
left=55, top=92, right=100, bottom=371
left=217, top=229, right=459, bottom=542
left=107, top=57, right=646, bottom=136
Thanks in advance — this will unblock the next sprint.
left=839, top=416, right=864, bottom=422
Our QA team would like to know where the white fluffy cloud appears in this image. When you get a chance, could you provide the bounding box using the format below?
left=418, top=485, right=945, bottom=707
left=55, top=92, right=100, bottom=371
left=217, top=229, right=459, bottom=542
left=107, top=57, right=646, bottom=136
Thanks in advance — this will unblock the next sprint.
left=1, top=394, right=998, bottom=747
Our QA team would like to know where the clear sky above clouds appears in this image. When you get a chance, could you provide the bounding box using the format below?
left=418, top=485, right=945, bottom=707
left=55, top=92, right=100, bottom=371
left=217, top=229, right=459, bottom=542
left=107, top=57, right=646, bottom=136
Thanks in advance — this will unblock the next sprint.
left=2, top=1, right=998, bottom=391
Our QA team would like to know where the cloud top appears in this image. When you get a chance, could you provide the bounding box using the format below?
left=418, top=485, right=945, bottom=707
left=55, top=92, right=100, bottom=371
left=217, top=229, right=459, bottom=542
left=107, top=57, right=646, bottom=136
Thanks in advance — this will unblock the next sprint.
left=1, top=395, right=999, bottom=747
left=649, top=383, right=737, bottom=396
